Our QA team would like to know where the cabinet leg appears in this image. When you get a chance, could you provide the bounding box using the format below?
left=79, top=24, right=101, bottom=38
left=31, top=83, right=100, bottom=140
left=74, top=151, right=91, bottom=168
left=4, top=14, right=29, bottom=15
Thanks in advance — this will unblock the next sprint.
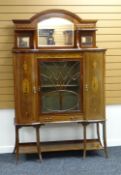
left=82, top=123, right=87, bottom=159
left=36, top=125, right=42, bottom=161
left=96, top=123, right=102, bottom=147
left=13, top=127, right=17, bottom=154
left=15, top=126, right=20, bottom=163
left=102, top=121, right=108, bottom=158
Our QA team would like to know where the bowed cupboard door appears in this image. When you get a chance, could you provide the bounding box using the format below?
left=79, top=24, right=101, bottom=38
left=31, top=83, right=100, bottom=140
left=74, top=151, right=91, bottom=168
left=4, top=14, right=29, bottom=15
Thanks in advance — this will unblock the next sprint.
left=83, top=51, right=105, bottom=121
left=13, top=53, right=39, bottom=124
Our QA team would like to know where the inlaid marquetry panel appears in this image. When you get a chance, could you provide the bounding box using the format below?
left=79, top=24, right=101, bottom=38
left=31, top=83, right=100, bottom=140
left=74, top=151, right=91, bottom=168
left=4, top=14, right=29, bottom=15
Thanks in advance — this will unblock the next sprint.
left=84, top=51, right=105, bottom=120
left=13, top=53, right=39, bottom=123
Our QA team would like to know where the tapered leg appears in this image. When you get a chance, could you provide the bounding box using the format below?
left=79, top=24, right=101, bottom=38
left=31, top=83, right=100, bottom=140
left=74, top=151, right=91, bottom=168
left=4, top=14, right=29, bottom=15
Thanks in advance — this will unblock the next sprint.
left=82, top=122, right=88, bottom=159
left=96, top=122, right=102, bottom=146
left=15, top=126, right=20, bottom=163
left=13, top=126, right=17, bottom=154
left=36, top=125, right=42, bottom=161
left=102, top=121, right=108, bottom=158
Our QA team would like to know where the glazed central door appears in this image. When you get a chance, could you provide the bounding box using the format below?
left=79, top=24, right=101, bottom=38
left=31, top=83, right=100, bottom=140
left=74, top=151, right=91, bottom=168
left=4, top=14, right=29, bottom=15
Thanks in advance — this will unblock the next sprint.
left=38, top=59, right=83, bottom=115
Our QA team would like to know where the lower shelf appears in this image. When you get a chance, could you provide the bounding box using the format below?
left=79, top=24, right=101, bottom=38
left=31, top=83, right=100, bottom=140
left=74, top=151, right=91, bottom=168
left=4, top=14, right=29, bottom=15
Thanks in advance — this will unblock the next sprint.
left=17, top=139, right=103, bottom=154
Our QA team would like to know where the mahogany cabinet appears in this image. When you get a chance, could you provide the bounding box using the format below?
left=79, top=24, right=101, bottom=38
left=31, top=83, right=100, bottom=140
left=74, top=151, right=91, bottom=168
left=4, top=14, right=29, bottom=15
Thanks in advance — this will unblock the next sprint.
left=13, top=9, right=108, bottom=157
left=13, top=51, right=105, bottom=124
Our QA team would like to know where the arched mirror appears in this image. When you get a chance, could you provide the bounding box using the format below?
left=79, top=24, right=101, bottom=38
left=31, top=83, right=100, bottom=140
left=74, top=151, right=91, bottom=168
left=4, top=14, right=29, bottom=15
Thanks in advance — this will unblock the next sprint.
left=37, top=17, right=74, bottom=47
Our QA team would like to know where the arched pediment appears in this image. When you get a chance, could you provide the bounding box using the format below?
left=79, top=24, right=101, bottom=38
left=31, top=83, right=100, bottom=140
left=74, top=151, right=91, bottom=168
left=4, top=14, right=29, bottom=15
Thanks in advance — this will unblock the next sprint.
left=30, top=9, right=82, bottom=24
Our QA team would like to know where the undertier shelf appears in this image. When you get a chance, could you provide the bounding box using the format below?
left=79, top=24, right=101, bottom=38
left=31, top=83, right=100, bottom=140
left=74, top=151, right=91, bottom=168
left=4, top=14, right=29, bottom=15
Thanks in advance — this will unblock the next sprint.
left=17, top=139, right=103, bottom=154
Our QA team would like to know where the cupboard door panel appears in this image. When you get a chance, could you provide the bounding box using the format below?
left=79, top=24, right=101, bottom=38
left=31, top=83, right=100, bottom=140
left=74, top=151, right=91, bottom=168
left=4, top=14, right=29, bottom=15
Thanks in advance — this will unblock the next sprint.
left=13, top=54, right=38, bottom=124
left=84, top=51, right=105, bottom=120
left=37, top=58, right=83, bottom=114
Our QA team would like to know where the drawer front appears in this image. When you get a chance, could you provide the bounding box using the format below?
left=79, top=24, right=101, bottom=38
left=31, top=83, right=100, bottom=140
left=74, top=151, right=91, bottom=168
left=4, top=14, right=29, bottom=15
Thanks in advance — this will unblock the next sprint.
left=39, top=114, right=84, bottom=123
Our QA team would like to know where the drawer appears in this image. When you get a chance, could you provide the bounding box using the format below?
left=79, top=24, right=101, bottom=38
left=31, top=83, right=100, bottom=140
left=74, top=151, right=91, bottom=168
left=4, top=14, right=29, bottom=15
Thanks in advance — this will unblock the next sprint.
left=39, top=114, right=83, bottom=123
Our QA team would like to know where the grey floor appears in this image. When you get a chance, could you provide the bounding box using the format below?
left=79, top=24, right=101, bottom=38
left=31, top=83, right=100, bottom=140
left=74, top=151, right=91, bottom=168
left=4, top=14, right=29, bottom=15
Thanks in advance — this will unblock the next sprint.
left=0, top=147, right=121, bottom=175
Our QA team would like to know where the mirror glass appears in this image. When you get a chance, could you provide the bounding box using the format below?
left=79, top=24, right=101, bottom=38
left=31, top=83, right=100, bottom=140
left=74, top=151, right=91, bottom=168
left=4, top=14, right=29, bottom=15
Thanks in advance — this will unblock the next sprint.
left=81, top=36, right=93, bottom=47
left=37, top=17, right=74, bottom=47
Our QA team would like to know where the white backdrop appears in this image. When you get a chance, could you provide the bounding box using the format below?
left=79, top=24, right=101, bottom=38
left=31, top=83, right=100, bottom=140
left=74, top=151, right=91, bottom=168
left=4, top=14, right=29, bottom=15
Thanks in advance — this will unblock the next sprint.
left=0, top=105, right=121, bottom=153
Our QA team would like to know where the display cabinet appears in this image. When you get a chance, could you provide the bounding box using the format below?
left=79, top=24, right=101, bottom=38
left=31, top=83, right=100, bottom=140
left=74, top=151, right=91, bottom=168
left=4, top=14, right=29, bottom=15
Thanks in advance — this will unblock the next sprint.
left=13, top=9, right=108, bottom=160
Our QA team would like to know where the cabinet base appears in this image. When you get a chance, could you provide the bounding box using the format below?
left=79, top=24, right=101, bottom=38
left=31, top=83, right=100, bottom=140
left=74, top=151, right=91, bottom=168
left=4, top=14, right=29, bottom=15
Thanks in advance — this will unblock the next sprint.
left=14, top=120, right=108, bottom=161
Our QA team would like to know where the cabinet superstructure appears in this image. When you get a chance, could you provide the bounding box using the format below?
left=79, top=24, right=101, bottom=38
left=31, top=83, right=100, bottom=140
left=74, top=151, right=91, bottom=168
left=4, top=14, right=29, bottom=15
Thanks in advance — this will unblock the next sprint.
left=13, top=9, right=108, bottom=159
